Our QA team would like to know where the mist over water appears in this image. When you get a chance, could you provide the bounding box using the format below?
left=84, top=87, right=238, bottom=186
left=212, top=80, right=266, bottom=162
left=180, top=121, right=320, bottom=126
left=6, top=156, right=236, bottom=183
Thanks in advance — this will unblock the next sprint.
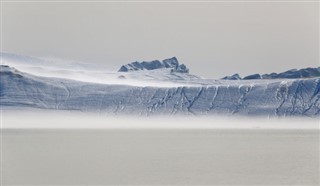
left=2, top=111, right=319, bottom=185
left=2, top=110, right=319, bottom=129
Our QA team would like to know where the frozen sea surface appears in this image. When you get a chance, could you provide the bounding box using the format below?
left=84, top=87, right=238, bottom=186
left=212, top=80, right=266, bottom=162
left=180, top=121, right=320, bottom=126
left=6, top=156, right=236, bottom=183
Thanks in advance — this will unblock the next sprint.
left=2, top=128, right=319, bottom=185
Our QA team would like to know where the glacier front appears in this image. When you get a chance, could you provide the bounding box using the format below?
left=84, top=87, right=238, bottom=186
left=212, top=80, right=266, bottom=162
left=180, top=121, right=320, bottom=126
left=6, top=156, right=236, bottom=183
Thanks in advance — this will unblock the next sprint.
left=1, top=53, right=320, bottom=117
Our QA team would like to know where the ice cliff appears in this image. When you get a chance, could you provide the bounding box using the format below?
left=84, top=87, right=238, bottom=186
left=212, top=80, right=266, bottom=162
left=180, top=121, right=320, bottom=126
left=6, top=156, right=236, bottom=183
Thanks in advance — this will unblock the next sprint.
left=1, top=53, right=319, bottom=117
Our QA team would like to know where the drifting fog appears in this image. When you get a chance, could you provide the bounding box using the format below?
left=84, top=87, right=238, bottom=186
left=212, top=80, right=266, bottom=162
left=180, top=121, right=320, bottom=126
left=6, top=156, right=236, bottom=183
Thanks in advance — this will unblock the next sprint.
left=2, top=111, right=319, bottom=129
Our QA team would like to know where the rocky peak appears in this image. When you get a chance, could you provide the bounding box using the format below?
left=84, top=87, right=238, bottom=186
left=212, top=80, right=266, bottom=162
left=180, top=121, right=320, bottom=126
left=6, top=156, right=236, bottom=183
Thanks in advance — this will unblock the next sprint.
left=118, top=57, right=189, bottom=73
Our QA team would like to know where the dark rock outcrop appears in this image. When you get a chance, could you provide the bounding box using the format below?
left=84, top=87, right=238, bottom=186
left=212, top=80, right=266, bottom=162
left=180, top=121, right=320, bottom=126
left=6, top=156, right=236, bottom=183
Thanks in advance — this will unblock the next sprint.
left=118, top=57, right=189, bottom=73
left=221, top=67, right=320, bottom=80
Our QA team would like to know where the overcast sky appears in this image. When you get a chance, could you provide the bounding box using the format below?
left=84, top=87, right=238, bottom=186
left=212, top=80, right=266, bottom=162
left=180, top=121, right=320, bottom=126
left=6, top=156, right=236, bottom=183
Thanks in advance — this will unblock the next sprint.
left=2, top=1, right=319, bottom=78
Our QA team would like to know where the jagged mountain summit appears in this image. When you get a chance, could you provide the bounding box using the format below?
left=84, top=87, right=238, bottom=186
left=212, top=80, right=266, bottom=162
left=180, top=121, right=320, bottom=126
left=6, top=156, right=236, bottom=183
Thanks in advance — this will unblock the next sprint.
left=118, top=57, right=189, bottom=73
left=1, top=53, right=320, bottom=117
left=222, top=67, right=320, bottom=80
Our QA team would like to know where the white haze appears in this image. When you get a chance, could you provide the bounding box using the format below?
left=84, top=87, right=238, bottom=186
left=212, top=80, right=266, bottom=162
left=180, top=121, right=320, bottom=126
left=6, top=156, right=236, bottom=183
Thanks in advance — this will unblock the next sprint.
left=2, top=111, right=319, bottom=130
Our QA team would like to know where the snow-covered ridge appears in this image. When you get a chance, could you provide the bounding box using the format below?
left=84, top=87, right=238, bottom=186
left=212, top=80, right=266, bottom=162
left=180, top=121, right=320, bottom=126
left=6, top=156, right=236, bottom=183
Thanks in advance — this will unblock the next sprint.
left=118, top=57, right=189, bottom=73
left=1, top=53, right=320, bottom=117
left=1, top=52, right=201, bottom=87
left=222, top=67, right=320, bottom=80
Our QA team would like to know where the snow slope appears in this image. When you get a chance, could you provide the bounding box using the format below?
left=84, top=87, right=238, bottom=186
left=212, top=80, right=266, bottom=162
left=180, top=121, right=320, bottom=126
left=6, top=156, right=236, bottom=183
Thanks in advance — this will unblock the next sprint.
left=1, top=53, right=320, bottom=117
left=1, top=53, right=202, bottom=87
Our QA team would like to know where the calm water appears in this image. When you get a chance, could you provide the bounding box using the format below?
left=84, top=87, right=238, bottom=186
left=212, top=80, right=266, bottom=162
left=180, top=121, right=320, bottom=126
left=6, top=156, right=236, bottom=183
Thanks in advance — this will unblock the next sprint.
left=2, top=129, right=319, bottom=185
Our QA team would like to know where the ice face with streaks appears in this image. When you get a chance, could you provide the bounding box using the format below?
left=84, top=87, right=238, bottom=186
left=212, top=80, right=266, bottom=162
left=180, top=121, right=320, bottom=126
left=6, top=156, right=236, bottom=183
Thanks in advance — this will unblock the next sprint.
left=1, top=53, right=319, bottom=117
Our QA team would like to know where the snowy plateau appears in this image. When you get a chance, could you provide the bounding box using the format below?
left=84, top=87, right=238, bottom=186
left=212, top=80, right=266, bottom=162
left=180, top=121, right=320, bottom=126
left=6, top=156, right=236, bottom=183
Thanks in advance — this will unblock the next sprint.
left=1, top=53, right=320, bottom=117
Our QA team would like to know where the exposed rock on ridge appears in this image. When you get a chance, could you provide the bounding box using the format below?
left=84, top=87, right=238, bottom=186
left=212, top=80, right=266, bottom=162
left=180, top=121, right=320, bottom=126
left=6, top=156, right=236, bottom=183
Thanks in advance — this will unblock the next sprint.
left=222, top=67, right=320, bottom=80
left=118, top=57, right=189, bottom=73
